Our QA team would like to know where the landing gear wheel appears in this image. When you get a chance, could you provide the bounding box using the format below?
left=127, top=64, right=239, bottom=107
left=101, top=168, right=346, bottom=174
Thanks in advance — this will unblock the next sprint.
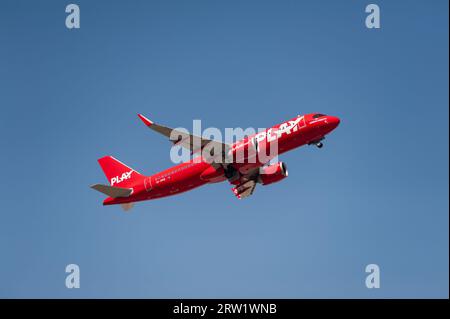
left=316, top=142, right=323, bottom=148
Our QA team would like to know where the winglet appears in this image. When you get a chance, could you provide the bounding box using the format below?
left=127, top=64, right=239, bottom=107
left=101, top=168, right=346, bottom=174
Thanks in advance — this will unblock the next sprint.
left=138, top=114, right=153, bottom=127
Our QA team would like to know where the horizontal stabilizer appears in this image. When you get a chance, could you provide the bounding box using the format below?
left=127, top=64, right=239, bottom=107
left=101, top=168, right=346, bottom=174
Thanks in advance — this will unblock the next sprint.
left=90, top=184, right=133, bottom=198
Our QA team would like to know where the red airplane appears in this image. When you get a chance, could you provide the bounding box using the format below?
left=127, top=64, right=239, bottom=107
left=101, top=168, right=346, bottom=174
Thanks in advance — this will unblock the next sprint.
left=91, top=113, right=340, bottom=210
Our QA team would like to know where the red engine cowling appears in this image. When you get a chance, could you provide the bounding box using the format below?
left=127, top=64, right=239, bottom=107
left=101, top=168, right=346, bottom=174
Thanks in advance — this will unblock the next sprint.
left=258, top=162, right=288, bottom=185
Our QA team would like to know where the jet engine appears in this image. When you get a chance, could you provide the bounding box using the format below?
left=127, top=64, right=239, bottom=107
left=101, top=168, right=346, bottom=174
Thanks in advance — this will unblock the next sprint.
left=257, top=162, right=288, bottom=185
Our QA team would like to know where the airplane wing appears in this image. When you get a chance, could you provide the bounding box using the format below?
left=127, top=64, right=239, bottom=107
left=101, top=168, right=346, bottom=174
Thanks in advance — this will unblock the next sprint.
left=138, top=114, right=231, bottom=162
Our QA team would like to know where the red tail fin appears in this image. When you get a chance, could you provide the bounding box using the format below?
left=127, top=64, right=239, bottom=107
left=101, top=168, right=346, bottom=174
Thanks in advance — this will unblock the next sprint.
left=97, top=156, right=145, bottom=188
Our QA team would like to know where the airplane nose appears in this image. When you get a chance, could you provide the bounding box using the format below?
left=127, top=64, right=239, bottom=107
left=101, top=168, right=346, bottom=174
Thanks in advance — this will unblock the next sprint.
left=328, top=116, right=340, bottom=130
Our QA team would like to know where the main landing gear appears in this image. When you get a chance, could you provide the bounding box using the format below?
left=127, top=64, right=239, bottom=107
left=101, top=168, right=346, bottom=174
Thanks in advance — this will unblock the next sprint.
left=224, top=164, right=240, bottom=182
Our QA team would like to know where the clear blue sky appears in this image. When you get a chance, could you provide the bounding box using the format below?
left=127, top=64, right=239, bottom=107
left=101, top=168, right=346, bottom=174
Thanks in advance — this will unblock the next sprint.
left=0, top=0, right=448, bottom=298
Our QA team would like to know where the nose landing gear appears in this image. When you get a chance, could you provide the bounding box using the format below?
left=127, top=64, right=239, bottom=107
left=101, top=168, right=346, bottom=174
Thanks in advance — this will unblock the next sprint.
left=309, top=138, right=324, bottom=149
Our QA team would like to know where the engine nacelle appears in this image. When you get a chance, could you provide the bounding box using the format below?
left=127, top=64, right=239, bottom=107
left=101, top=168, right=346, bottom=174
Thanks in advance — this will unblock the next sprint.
left=257, top=162, right=288, bottom=185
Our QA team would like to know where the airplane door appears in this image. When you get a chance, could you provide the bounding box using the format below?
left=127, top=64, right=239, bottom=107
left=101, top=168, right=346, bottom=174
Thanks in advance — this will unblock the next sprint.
left=144, top=177, right=152, bottom=191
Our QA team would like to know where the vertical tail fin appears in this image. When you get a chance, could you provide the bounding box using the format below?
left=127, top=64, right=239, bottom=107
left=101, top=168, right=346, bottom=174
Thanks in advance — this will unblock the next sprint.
left=97, top=156, right=145, bottom=188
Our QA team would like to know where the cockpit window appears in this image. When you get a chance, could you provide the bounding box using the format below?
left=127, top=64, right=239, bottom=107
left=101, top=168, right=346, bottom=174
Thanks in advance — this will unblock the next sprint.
left=312, top=113, right=326, bottom=119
